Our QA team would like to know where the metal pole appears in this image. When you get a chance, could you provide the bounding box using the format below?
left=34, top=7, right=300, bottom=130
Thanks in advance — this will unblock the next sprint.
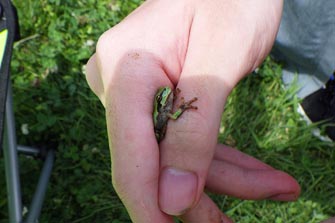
left=3, top=82, right=22, bottom=223
left=24, top=149, right=54, bottom=223
left=17, top=145, right=40, bottom=156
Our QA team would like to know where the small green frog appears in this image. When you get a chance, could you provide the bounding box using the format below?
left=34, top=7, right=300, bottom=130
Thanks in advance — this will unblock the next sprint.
left=153, top=86, right=198, bottom=142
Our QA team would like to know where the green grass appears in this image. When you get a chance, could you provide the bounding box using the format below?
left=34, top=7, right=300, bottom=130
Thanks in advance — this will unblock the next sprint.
left=219, top=58, right=335, bottom=223
left=0, top=0, right=334, bottom=222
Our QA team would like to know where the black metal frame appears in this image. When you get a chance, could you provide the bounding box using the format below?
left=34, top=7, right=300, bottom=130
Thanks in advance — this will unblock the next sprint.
left=1, top=1, right=55, bottom=222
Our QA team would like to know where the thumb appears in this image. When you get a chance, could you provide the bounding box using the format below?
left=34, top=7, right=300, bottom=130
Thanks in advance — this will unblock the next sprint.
left=158, top=0, right=283, bottom=215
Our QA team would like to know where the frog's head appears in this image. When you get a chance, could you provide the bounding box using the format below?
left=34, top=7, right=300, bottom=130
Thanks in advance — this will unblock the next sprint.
left=153, top=86, right=173, bottom=126
left=156, top=86, right=173, bottom=107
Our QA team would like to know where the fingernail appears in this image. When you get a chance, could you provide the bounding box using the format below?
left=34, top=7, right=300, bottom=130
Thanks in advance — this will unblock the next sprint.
left=159, top=167, right=198, bottom=215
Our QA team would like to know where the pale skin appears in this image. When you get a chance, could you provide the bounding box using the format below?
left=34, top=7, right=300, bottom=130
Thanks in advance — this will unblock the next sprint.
left=85, top=0, right=304, bottom=222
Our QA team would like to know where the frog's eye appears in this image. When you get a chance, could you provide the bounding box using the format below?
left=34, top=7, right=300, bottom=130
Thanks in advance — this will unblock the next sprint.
left=156, top=95, right=161, bottom=101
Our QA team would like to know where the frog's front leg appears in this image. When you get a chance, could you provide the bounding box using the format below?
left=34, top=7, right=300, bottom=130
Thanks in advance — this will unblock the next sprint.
left=168, top=96, right=198, bottom=120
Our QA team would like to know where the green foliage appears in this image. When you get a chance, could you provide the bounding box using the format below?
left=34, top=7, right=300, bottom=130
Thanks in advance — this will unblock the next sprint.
left=224, top=199, right=329, bottom=223
left=221, top=57, right=329, bottom=151
left=0, top=0, right=334, bottom=222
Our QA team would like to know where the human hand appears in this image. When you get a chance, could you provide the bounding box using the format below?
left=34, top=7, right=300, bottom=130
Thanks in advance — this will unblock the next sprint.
left=85, top=0, right=300, bottom=222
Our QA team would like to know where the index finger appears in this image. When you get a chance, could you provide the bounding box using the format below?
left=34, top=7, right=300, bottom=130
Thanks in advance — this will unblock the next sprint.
left=86, top=49, right=174, bottom=222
